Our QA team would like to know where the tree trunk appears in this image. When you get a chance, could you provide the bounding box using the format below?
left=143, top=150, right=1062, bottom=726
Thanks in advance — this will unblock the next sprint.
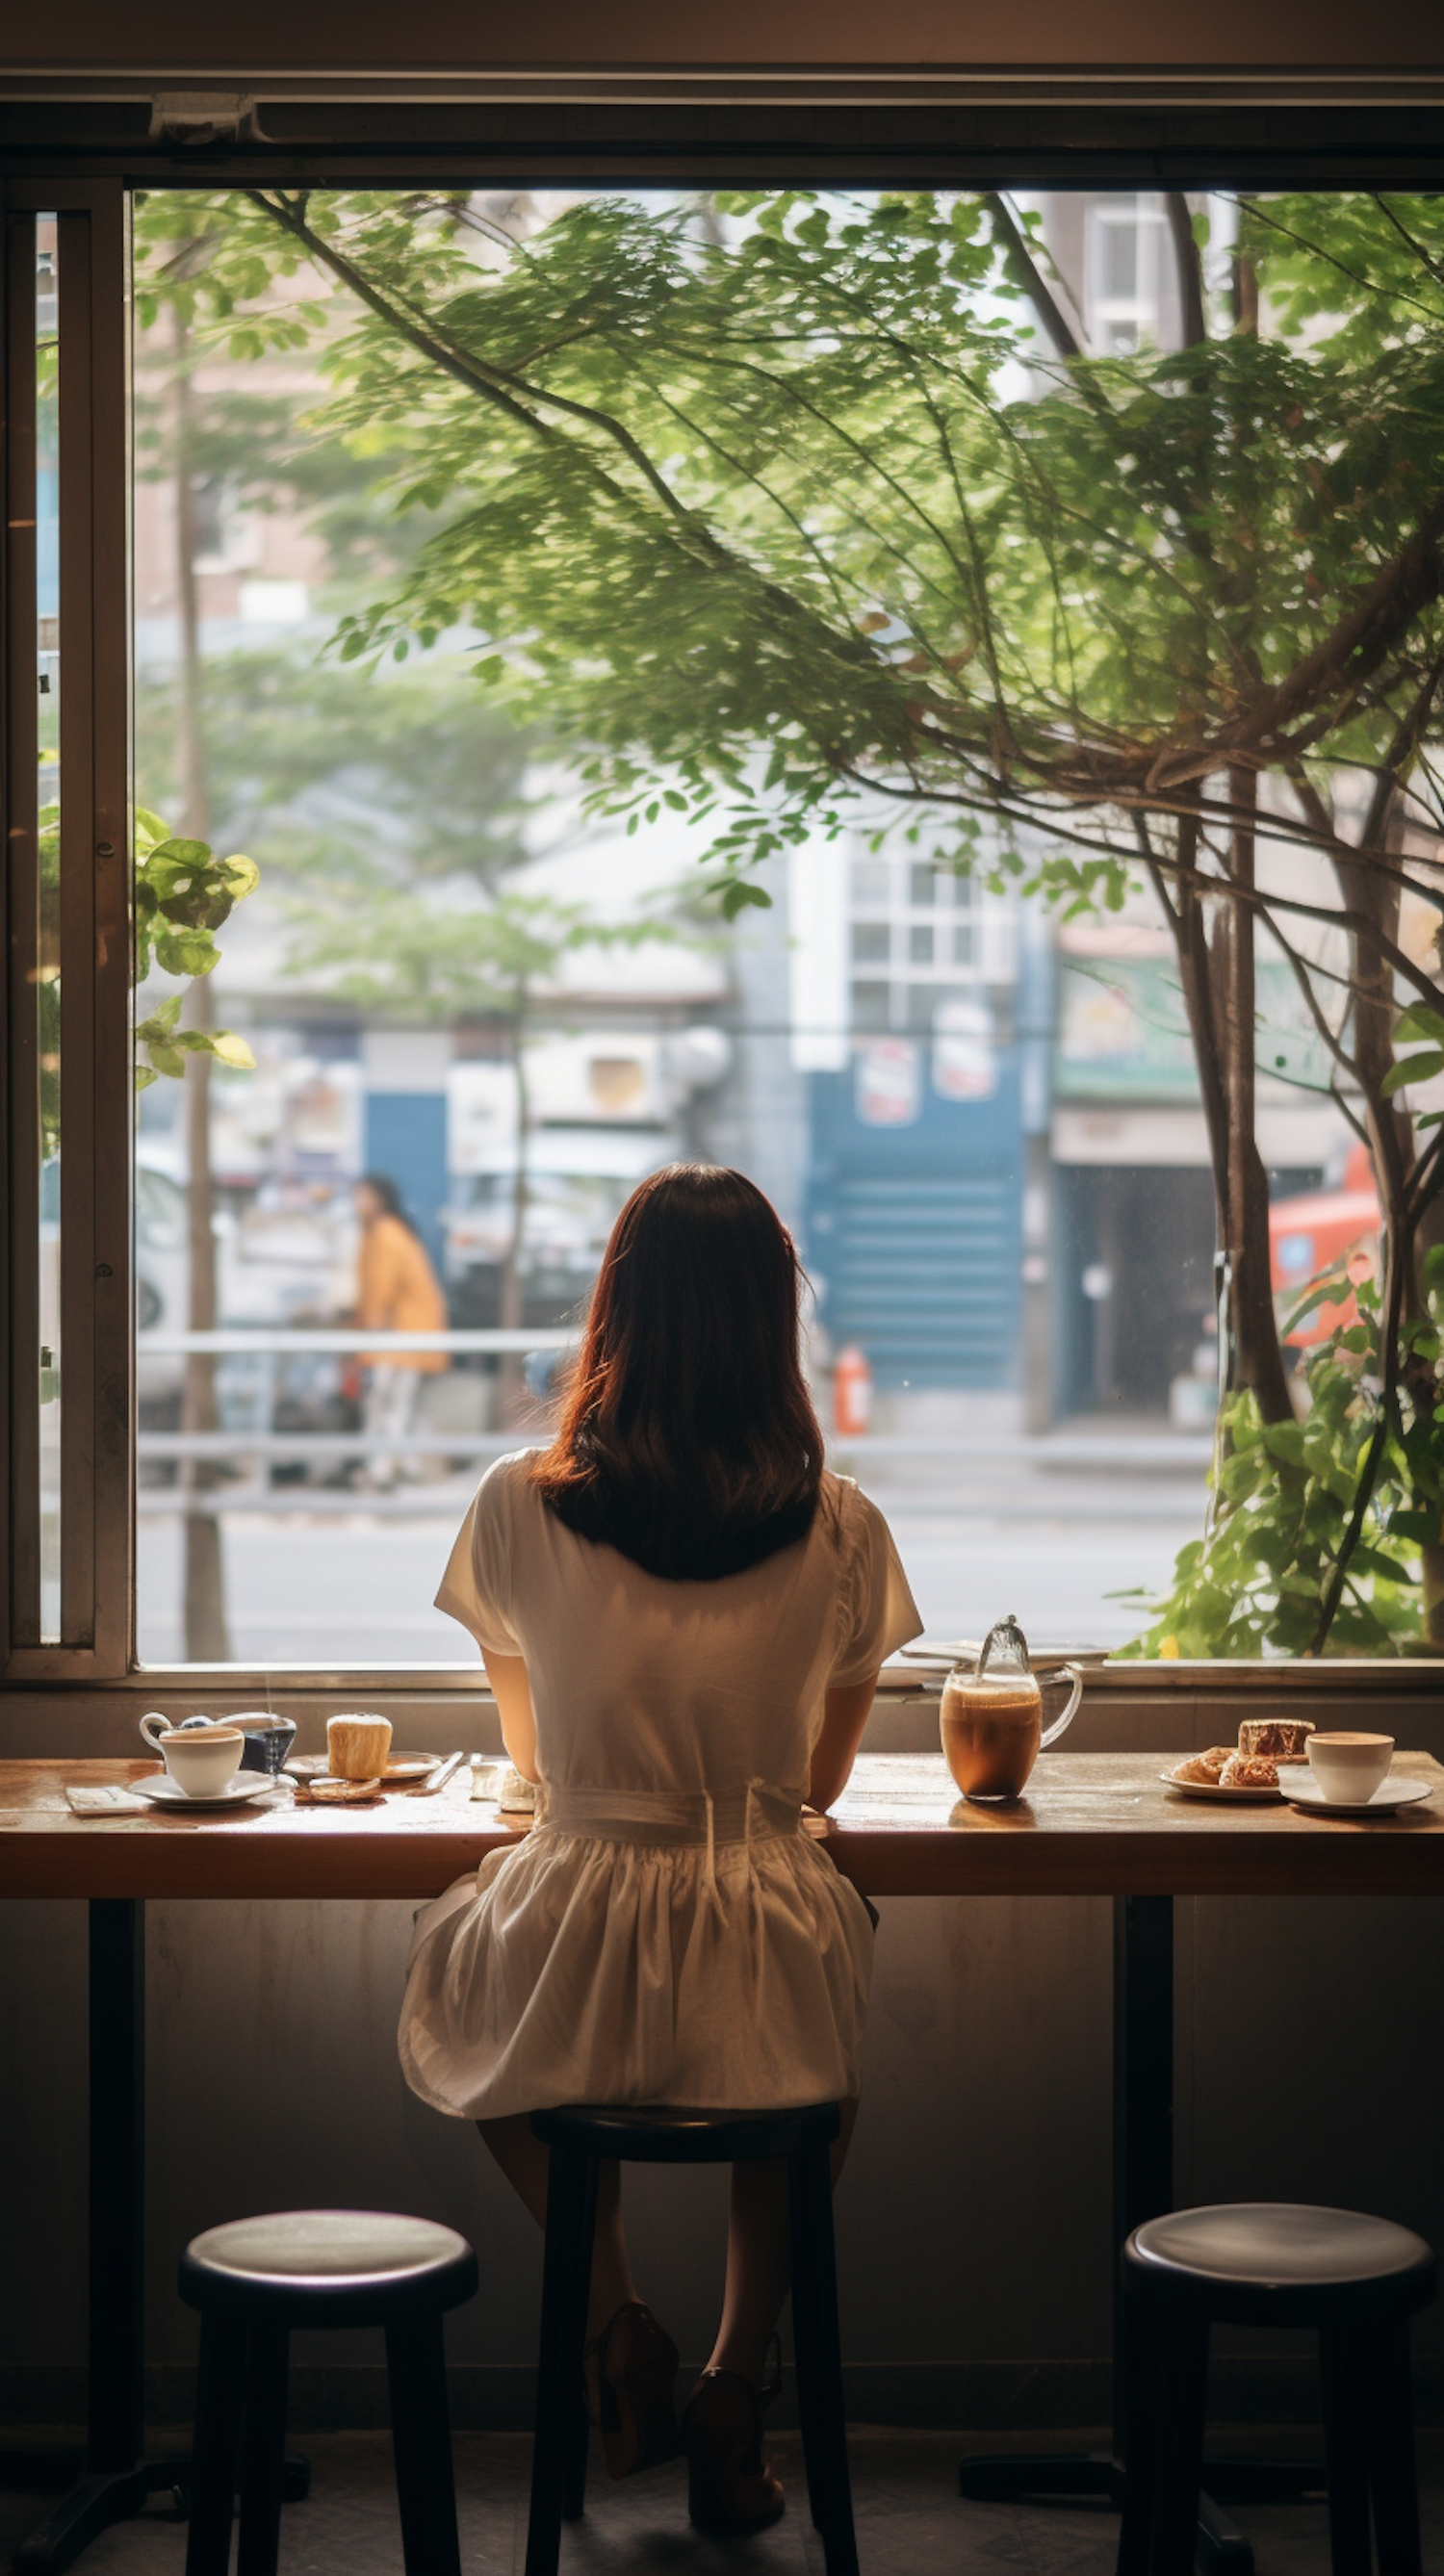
left=1336, top=794, right=1444, bottom=1640
left=1212, top=767, right=1296, bottom=1426
left=173, top=307, right=232, bottom=1661
left=1158, top=215, right=1292, bottom=1436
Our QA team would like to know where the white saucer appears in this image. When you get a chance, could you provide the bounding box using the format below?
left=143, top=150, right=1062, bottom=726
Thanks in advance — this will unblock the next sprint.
left=1161, top=1767, right=1280, bottom=1804
left=1278, top=1772, right=1432, bottom=1818
left=134, top=1771, right=289, bottom=1812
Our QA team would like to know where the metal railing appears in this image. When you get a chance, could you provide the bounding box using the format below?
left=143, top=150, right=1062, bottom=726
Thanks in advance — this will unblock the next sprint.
left=138, top=1327, right=575, bottom=1510
left=140, top=1327, right=573, bottom=1355
left=134, top=1325, right=1214, bottom=1515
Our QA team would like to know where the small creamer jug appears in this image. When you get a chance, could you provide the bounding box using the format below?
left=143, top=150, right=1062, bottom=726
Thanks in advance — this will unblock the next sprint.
left=941, top=1613, right=1083, bottom=1800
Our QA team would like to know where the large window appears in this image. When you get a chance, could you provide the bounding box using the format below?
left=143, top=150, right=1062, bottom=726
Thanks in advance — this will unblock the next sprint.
left=7, top=171, right=1444, bottom=1678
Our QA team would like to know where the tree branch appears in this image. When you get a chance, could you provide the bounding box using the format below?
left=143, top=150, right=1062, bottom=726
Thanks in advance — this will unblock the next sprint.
left=1165, top=193, right=1207, bottom=348
left=981, top=193, right=1086, bottom=362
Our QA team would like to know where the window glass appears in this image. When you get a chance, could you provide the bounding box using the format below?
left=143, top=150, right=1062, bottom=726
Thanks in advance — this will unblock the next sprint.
left=126, top=185, right=1444, bottom=1666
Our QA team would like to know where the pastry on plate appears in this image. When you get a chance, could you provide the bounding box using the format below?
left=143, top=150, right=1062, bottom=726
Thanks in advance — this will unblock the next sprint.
left=1238, top=1717, right=1314, bottom=1762
left=1219, top=1751, right=1278, bottom=1790
left=1173, top=1746, right=1235, bottom=1786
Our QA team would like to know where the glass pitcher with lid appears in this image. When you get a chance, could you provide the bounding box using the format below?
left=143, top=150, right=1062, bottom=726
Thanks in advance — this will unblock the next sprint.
left=940, top=1613, right=1084, bottom=1800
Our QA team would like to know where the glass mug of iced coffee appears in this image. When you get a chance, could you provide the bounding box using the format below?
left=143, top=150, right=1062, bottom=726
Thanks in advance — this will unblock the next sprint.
left=941, top=1613, right=1084, bottom=1800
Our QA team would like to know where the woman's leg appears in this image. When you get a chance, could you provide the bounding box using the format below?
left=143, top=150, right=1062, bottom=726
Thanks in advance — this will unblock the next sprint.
left=705, top=2098, right=859, bottom=2384
left=478, top=2115, right=638, bottom=2338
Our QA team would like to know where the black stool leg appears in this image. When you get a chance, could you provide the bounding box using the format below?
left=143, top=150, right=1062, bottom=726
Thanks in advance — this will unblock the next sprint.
left=788, top=2140, right=860, bottom=2576
left=1115, top=2302, right=1156, bottom=2576
left=237, top=2323, right=289, bottom=2576
left=1147, top=2311, right=1209, bottom=2576
left=1365, top=2318, right=1423, bottom=2576
left=184, top=2313, right=246, bottom=2576
left=387, top=2315, right=464, bottom=2576
left=1320, top=2323, right=1373, bottom=2576
left=526, top=2141, right=599, bottom=2576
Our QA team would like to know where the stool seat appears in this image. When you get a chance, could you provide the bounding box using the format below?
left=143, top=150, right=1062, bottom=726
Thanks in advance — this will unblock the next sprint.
left=179, top=2209, right=476, bottom=2576
left=532, top=2100, right=840, bottom=2165
left=181, top=2207, right=477, bottom=2327
left=1127, top=2203, right=1435, bottom=2328
left=1119, top=2202, right=1435, bottom=2576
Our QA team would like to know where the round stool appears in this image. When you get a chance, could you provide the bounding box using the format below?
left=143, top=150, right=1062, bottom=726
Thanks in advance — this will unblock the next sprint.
left=178, top=2208, right=478, bottom=2576
left=1118, top=2202, right=1435, bottom=2576
left=525, top=2101, right=857, bottom=2576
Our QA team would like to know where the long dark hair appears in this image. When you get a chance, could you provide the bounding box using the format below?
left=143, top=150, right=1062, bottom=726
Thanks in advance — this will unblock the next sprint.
left=358, top=1172, right=419, bottom=1238
left=530, top=1164, right=823, bottom=1582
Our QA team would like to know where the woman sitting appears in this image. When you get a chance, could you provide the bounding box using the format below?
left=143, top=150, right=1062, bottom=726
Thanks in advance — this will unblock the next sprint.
left=400, top=1163, right=919, bottom=2533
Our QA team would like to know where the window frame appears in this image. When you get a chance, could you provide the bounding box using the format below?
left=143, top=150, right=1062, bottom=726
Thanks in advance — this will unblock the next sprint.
left=4, top=177, right=131, bottom=1684
left=5, top=109, right=1444, bottom=1699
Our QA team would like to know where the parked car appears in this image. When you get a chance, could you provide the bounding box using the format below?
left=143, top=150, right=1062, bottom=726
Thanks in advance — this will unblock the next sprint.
left=1269, top=1142, right=1379, bottom=1349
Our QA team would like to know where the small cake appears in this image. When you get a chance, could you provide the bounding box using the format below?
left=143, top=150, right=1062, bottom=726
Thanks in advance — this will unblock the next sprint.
left=1238, top=1717, right=1314, bottom=1763
left=1174, top=1746, right=1234, bottom=1786
left=1219, top=1751, right=1279, bottom=1790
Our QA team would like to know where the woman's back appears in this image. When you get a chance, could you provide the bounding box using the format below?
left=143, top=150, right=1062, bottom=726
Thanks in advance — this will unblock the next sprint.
left=438, top=1453, right=911, bottom=1798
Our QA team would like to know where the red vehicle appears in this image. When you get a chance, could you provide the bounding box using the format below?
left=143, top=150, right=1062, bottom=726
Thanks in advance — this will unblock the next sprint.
left=1269, top=1143, right=1380, bottom=1349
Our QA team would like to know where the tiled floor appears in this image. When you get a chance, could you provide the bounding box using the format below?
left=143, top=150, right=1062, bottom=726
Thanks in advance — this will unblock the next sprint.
left=3, top=2428, right=1441, bottom=2571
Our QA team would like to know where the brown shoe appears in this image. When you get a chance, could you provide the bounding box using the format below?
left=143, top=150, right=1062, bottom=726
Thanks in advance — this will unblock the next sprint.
left=682, top=2360, right=786, bottom=2535
left=584, top=2301, right=682, bottom=2480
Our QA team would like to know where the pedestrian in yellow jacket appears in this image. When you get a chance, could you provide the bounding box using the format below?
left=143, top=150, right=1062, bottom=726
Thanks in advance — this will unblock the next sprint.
left=353, top=1174, right=448, bottom=1487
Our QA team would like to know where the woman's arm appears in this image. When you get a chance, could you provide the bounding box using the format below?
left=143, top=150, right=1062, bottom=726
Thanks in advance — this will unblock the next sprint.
left=808, top=1671, right=880, bottom=1814
left=480, top=1650, right=539, bottom=1783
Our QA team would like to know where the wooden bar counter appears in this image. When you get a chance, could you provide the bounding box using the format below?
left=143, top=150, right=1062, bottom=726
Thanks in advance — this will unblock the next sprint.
left=6, top=1743, right=1444, bottom=2575
left=2, top=1747, right=1442, bottom=1900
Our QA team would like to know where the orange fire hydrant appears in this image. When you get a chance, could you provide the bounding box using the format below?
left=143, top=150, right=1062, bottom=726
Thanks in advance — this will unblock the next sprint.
left=833, top=1343, right=872, bottom=1436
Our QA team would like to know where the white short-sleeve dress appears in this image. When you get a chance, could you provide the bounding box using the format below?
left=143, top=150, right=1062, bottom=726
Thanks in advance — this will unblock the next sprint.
left=398, top=1451, right=921, bottom=2121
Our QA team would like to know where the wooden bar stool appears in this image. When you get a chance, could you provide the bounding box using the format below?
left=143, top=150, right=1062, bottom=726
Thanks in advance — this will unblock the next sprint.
left=178, top=2207, right=477, bottom=2576
left=1117, top=2202, right=1435, bottom=2576
left=525, top=2100, right=858, bottom=2576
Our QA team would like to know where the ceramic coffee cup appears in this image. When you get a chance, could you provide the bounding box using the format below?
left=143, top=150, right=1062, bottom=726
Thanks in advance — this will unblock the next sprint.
left=141, top=1710, right=297, bottom=1778
left=327, top=1713, right=393, bottom=1781
left=158, top=1726, right=245, bottom=1798
left=1306, top=1731, right=1394, bottom=1804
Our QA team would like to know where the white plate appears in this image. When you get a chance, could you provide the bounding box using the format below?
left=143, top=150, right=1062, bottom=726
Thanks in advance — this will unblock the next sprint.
left=288, top=1754, right=435, bottom=1785
left=134, top=1772, right=288, bottom=1812
left=1278, top=1773, right=1432, bottom=1818
left=1161, top=1767, right=1281, bottom=1804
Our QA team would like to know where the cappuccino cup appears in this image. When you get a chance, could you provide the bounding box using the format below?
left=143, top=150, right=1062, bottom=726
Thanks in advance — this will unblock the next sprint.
left=157, top=1726, right=244, bottom=1798
left=141, top=1710, right=296, bottom=1778
left=1306, top=1732, right=1394, bottom=1804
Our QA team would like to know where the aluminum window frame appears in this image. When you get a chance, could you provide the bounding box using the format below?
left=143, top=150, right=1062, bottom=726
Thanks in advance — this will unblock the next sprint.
left=3, top=177, right=131, bottom=1683
left=3, top=115, right=1444, bottom=1696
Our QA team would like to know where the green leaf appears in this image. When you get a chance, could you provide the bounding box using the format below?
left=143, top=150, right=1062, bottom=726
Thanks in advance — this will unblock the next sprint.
left=1282, top=1275, right=1351, bottom=1334
left=208, top=1030, right=258, bottom=1069
left=1382, top=1049, right=1444, bottom=1095
left=1260, top=1420, right=1306, bottom=1465
left=718, top=879, right=773, bottom=920
left=1393, top=1002, right=1444, bottom=1047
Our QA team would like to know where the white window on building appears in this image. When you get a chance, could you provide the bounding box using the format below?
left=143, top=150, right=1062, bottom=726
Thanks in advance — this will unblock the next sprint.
left=191, top=474, right=263, bottom=574
left=1086, top=194, right=1169, bottom=353
left=847, top=853, right=1015, bottom=1034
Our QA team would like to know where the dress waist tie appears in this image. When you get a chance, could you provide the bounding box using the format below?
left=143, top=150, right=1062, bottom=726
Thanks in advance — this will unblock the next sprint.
left=535, top=1779, right=803, bottom=1917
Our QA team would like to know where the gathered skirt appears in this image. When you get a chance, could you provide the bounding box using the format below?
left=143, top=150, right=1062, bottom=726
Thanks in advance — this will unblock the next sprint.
left=398, top=1781, right=875, bottom=2122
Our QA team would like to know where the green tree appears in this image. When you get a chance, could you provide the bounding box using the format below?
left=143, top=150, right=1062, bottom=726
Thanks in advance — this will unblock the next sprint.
left=135, top=184, right=1444, bottom=1649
